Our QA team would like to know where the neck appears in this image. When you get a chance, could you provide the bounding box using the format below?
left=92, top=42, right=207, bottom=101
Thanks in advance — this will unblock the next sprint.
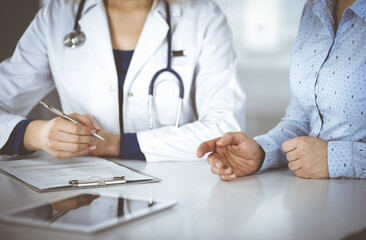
left=337, top=0, right=356, bottom=11
left=104, top=0, right=153, bottom=11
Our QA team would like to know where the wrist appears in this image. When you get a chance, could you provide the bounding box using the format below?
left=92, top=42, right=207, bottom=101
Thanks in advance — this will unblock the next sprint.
left=106, top=134, right=120, bottom=157
left=23, top=120, right=47, bottom=152
left=256, top=146, right=265, bottom=172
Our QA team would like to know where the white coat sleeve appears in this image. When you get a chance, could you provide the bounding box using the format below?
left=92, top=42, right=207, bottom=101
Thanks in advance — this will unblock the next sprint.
left=0, top=4, right=55, bottom=149
left=137, top=2, right=246, bottom=162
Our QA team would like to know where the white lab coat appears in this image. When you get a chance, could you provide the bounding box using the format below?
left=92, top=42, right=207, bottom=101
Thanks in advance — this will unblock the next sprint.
left=0, top=0, right=245, bottom=161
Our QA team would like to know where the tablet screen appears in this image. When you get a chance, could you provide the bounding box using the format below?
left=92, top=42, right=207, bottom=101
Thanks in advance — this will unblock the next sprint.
left=0, top=194, right=177, bottom=234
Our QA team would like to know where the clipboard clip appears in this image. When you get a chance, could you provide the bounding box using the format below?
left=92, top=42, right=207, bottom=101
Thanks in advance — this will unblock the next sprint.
left=69, top=176, right=126, bottom=187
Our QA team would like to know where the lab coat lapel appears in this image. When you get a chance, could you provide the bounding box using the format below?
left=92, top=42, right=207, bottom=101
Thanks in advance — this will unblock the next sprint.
left=123, top=7, right=169, bottom=91
left=78, top=2, right=118, bottom=92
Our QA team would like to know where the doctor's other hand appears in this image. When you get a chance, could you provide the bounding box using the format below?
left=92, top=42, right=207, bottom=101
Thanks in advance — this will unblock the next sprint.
left=282, top=136, right=329, bottom=179
left=23, top=113, right=98, bottom=158
left=82, top=115, right=121, bottom=157
left=197, top=132, right=265, bottom=181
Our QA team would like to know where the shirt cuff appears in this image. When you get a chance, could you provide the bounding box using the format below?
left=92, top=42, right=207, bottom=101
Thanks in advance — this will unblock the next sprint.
left=254, top=134, right=284, bottom=173
left=327, top=141, right=355, bottom=178
left=119, top=133, right=146, bottom=160
left=0, top=119, right=35, bottom=156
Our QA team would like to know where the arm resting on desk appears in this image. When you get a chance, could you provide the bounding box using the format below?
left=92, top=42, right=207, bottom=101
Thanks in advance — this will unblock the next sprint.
left=0, top=119, right=34, bottom=156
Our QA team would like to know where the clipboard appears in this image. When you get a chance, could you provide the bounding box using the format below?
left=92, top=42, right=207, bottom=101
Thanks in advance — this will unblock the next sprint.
left=0, top=153, right=160, bottom=192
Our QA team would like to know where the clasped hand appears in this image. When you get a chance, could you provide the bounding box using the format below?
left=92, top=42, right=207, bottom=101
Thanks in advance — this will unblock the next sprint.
left=24, top=114, right=120, bottom=158
left=197, top=132, right=329, bottom=180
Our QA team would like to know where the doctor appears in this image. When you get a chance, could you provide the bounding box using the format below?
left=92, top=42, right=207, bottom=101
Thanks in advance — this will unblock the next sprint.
left=0, top=0, right=245, bottom=161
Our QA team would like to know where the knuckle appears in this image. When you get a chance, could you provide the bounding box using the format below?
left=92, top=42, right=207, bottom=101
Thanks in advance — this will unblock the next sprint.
left=298, top=150, right=307, bottom=158
left=223, top=132, right=232, bottom=138
left=75, top=135, right=82, bottom=143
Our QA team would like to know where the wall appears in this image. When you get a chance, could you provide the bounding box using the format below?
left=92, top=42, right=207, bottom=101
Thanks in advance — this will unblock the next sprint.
left=214, top=0, right=307, bottom=136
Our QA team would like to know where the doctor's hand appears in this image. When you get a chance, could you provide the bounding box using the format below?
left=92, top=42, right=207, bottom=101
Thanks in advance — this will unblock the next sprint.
left=197, top=132, right=265, bottom=181
left=23, top=114, right=98, bottom=158
left=82, top=115, right=121, bottom=157
left=282, top=136, right=329, bottom=179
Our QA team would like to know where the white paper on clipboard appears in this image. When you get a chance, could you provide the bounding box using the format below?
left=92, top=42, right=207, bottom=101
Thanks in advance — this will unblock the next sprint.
left=0, top=153, right=159, bottom=192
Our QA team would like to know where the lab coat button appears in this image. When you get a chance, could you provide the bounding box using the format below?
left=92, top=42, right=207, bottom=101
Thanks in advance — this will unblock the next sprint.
left=128, top=92, right=133, bottom=97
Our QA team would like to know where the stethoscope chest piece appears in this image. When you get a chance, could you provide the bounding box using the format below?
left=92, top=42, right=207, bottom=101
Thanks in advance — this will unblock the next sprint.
left=64, top=30, right=86, bottom=48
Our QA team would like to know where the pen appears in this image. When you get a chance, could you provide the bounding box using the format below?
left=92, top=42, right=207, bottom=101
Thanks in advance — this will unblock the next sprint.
left=39, top=101, right=105, bottom=141
left=45, top=210, right=69, bottom=225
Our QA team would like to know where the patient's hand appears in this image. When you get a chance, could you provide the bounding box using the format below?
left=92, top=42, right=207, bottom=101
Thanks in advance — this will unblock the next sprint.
left=197, top=132, right=265, bottom=181
left=282, top=136, right=329, bottom=179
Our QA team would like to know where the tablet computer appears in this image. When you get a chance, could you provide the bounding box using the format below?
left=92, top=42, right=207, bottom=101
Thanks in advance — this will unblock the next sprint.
left=0, top=193, right=177, bottom=234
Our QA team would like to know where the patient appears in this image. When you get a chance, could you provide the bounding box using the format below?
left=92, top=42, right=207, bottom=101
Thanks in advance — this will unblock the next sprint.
left=197, top=0, right=366, bottom=179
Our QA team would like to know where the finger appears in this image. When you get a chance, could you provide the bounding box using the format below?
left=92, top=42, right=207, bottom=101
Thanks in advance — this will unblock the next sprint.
left=216, top=132, right=248, bottom=147
left=68, top=113, right=94, bottom=126
left=207, top=153, right=224, bottom=169
left=219, top=174, right=236, bottom=181
left=211, top=166, right=233, bottom=175
left=49, top=140, right=94, bottom=153
left=286, top=150, right=299, bottom=162
left=50, top=147, right=91, bottom=159
left=282, top=139, right=297, bottom=153
left=53, top=117, right=96, bottom=136
left=83, top=114, right=102, bottom=130
left=209, top=151, right=233, bottom=171
left=207, top=152, right=216, bottom=165
left=288, top=160, right=302, bottom=172
left=53, top=131, right=95, bottom=144
left=197, top=138, right=221, bottom=158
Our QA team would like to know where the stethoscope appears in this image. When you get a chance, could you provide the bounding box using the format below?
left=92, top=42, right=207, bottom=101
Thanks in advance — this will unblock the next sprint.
left=64, top=0, right=184, bottom=130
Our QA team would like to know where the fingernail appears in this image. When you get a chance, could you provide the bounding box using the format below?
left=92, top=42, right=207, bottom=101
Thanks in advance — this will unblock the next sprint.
left=225, top=168, right=232, bottom=174
left=216, top=162, right=222, bottom=169
left=89, top=145, right=96, bottom=151
left=90, top=129, right=96, bottom=134
left=229, top=174, right=235, bottom=178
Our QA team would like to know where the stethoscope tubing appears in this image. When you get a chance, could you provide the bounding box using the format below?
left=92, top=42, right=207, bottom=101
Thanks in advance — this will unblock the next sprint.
left=65, top=0, right=184, bottom=130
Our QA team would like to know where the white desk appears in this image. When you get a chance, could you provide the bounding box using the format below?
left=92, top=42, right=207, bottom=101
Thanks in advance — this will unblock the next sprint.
left=0, top=156, right=365, bottom=240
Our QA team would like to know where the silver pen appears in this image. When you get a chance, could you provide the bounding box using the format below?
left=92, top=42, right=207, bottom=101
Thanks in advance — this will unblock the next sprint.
left=39, top=101, right=105, bottom=141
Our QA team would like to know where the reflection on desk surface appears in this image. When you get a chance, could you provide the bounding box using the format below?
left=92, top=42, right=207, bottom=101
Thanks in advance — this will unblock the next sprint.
left=284, top=177, right=366, bottom=240
left=9, top=194, right=157, bottom=227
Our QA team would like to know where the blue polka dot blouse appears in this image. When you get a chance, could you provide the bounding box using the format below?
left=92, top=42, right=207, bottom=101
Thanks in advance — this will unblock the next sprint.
left=254, top=0, right=366, bottom=179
